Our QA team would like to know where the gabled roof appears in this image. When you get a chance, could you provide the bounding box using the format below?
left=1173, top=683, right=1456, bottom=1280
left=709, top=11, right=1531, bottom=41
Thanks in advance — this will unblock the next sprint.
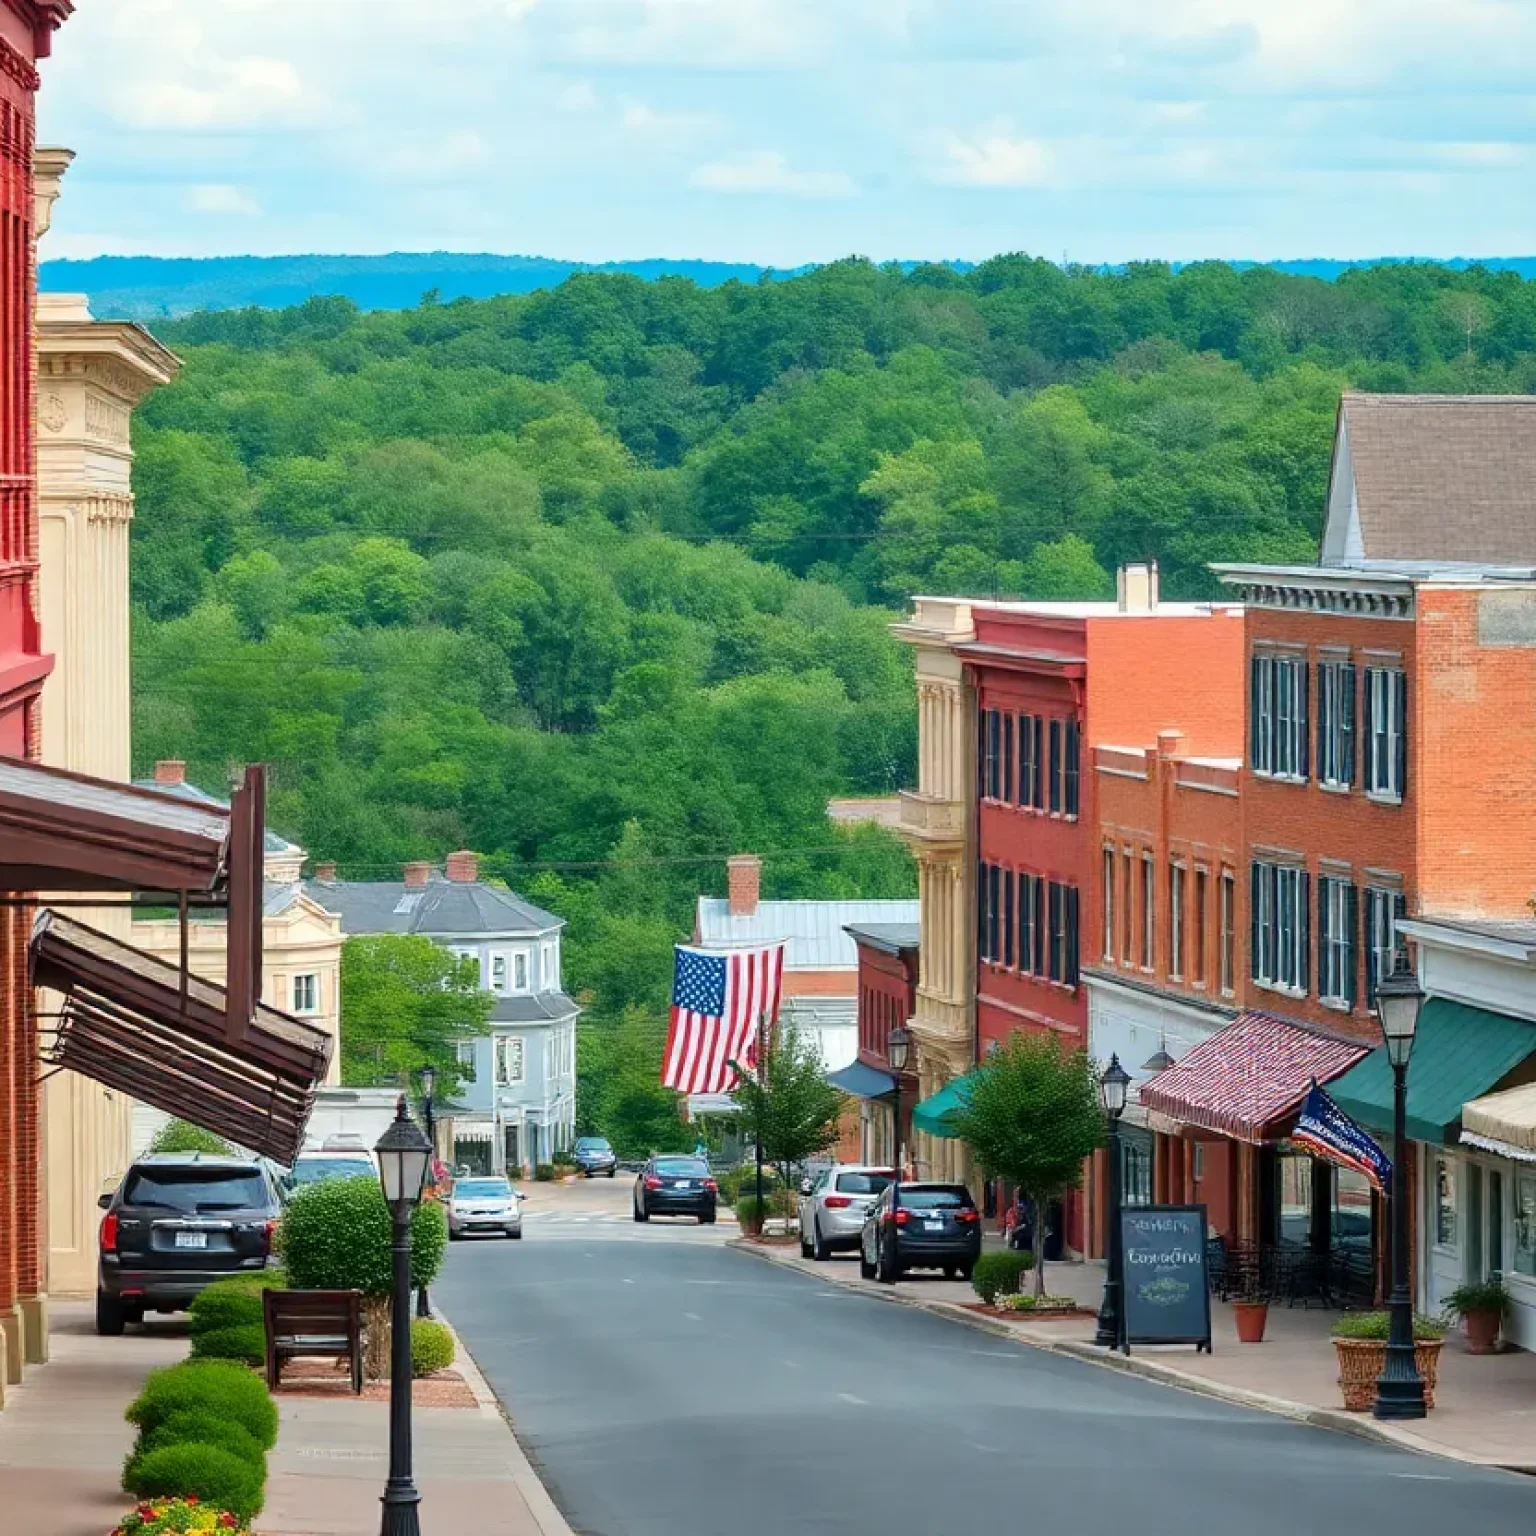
left=303, top=874, right=563, bottom=939
left=1322, top=394, right=1536, bottom=567
left=696, top=898, right=920, bottom=971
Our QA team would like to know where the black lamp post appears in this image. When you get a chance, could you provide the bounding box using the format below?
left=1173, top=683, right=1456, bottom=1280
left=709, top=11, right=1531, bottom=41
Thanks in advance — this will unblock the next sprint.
left=888, top=1025, right=911, bottom=1198
left=376, top=1099, right=433, bottom=1536
left=415, top=1065, right=437, bottom=1320
left=1373, top=950, right=1426, bottom=1421
left=1095, top=1054, right=1131, bottom=1352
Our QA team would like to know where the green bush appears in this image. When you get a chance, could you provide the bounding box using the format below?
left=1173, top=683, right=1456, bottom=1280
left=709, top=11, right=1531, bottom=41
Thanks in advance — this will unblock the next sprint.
left=1331, top=1310, right=1447, bottom=1342
left=190, top=1323, right=267, bottom=1367
left=279, top=1176, right=446, bottom=1297
left=533, top=1164, right=556, bottom=1181
left=410, top=1318, right=456, bottom=1378
left=125, top=1442, right=266, bottom=1523
left=1444, top=1278, right=1510, bottom=1319
left=715, top=1166, right=784, bottom=1206
left=149, top=1119, right=235, bottom=1157
left=127, top=1409, right=266, bottom=1481
left=188, top=1272, right=284, bottom=1335
left=127, top=1361, right=279, bottom=1452
left=971, top=1251, right=1036, bottom=1306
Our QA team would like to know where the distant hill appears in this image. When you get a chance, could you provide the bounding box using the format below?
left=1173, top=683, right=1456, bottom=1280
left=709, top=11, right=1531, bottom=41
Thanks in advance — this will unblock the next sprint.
left=38, top=250, right=1536, bottom=321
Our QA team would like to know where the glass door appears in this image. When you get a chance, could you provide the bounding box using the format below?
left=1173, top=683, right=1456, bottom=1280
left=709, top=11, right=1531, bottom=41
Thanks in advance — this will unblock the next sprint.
left=1489, top=1170, right=1504, bottom=1276
left=1467, top=1162, right=1485, bottom=1281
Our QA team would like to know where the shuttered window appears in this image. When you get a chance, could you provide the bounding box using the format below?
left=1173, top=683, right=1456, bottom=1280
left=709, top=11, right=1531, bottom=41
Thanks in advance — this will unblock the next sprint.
left=1252, top=861, right=1309, bottom=993
left=1365, top=886, right=1408, bottom=1001
left=1319, top=877, right=1358, bottom=1008
left=1317, top=661, right=1356, bottom=789
left=1364, top=668, right=1407, bottom=801
left=1251, top=654, right=1309, bottom=780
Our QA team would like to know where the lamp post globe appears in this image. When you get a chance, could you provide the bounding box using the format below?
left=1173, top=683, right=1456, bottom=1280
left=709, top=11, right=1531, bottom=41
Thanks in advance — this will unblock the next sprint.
left=1375, top=950, right=1423, bottom=1069
left=1098, top=1053, right=1131, bottom=1119
left=1095, top=1054, right=1131, bottom=1352
left=888, top=1025, right=911, bottom=1073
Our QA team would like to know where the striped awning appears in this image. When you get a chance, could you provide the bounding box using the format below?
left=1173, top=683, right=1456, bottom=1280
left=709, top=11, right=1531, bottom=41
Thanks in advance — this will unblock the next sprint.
left=1462, top=1081, right=1536, bottom=1161
left=1138, top=1011, right=1370, bottom=1144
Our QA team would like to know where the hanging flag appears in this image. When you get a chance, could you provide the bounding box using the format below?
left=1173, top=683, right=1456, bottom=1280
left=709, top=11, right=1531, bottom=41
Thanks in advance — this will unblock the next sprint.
left=1291, top=1079, right=1392, bottom=1193
left=662, top=943, right=785, bottom=1095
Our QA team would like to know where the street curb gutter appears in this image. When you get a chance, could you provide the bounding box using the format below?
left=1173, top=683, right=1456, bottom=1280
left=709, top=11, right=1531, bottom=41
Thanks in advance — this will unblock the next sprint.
left=726, top=1239, right=1534, bottom=1477
left=433, top=1313, right=579, bottom=1536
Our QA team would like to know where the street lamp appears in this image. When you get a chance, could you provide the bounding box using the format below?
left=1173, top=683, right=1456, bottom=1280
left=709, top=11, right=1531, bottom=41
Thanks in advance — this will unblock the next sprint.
left=1373, top=948, right=1426, bottom=1421
left=415, top=1065, right=438, bottom=1320
left=1095, top=1054, right=1131, bottom=1352
left=887, top=1025, right=911, bottom=1250
left=376, top=1098, right=433, bottom=1536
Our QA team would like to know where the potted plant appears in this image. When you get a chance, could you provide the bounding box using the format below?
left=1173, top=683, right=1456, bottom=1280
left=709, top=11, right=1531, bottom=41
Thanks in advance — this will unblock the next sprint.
left=1231, top=1281, right=1270, bottom=1344
left=1331, top=1311, right=1446, bottom=1411
left=1444, top=1277, right=1511, bottom=1354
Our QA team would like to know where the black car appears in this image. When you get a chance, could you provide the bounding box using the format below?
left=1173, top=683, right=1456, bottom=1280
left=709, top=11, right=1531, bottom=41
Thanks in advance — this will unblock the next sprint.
left=859, top=1181, right=980, bottom=1283
left=572, top=1136, right=618, bottom=1178
left=633, top=1155, right=717, bottom=1224
left=97, top=1152, right=284, bottom=1335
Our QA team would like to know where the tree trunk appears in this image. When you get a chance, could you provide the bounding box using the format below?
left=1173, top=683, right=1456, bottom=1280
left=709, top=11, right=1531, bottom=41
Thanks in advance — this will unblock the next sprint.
left=363, top=1294, right=392, bottom=1380
left=1033, top=1193, right=1047, bottom=1301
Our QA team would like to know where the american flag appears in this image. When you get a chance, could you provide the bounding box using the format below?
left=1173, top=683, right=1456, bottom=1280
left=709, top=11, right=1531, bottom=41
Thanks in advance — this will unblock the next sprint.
left=1291, top=1079, right=1392, bottom=1193
left=662, top=943, right=785, bottom=1095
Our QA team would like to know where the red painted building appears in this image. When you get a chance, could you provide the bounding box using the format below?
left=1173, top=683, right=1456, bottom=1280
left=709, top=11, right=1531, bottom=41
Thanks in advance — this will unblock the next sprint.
left=846, top=921, right=919, bottom=1166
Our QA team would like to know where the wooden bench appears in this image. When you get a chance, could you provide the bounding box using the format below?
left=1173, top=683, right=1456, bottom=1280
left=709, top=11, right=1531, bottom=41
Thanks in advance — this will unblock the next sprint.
left=263, top=1288, right=364, bottom=1395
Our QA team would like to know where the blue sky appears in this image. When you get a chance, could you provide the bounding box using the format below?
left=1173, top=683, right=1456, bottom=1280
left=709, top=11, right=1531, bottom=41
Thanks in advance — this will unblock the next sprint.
left=36, top=0, right=1536, bottom=264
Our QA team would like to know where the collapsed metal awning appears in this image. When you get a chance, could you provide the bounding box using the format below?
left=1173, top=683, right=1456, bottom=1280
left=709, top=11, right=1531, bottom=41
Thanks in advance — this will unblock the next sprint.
left=33, top=909, right=332, bottom=1165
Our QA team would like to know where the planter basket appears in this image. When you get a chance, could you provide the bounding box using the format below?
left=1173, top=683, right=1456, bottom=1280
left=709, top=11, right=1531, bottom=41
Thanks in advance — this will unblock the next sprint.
left=1333, top=1337, right=1442, bottom=1412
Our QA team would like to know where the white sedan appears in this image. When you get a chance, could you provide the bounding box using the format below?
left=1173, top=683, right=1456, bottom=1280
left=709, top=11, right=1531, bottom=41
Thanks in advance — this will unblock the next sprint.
left=447, top=1176, right=522, bottom=1240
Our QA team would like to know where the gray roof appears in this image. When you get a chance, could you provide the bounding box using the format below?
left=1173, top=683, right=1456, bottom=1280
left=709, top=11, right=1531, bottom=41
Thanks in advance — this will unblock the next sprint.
left=696, top=898, right=920, bottom=971
left=491, top=992, right=579, bottom=1025
left=133, top=778, right=297, bottom=856
left=1336, top=394, right=1536, bottom=566
left=303, top=873, right=563, bottom=939
left=844, top=922, right=921, bottom=955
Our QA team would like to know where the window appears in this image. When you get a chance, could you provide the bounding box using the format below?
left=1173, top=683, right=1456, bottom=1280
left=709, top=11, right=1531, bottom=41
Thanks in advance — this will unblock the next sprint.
left=1251, top=862, right=1309, bottom=992
left=455, top=1039, right=477, bottom=1081
left=541, top=942, right=556, bottom=992
left=1316, top=660, right=1356, bottom=788
left=1219, top=871, right=1235, bottom=994
left=1003, top=870, right=1015, bottom=969
left=1193, top=869, right=1208, bottom=986
left=983, top=709, right=1003, bottom=799
left=1102, top=848, right=1115, bottom=963
left=1002, top=712, right=1014, bottom=805
left=1365, top=886, right=1407, bottom=1002
left=1064, top=718, right=1081, bottom=818
left=1435, top=1158, right=1457, bottom=1248
left=292, top=973, right=319, bottom=1014
left=1045, top=881, right=1079, bottom=986
left=1122, top=1131, right=1153, bottom=1207
left=978, top=861, right=1004, bottom=965
left=1019, top=715, right=1040, bottom=808
left=1169, top=863, right=1185, bottom=979
left=495, top=1035, right=526, bottom=1086
left=1018, top=872, right=1044, bottom=976
left=1515, top=1170, right=1536, bottom=1278
left=490, top=953, right=508, bottom=993
left=1364, top=667, right=1407, bottom=800
left=1141, top=853, right=1154, bottom=969
left=1251, top=653, right=1308, bottom=779
left=1121, top=850, right=1134, bottom=965
left=1319, top=877, right=1358, bottom=1008
left=1048, top=720, right=1063, bottom=813
left=513, top=952, right=529, bottom=992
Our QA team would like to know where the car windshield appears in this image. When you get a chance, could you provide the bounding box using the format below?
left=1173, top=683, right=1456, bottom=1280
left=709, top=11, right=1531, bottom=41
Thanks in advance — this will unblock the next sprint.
left=455, top=1179, right=513, bottom=1199
left=576, top=1139, right=611, bottom=1152
left=835, top=1171, right=893, bottom=1194
left=288, top=1158, right=375, bottom=1186
left=898, top=1187, right=973, bottom=1210
left=654, top=1158, right=709, bottom=1177
left=123, top=1168, right=269, bottom=1213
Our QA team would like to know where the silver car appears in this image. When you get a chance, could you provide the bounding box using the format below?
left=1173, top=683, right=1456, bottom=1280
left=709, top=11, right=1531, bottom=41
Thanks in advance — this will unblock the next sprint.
left=798, top=1164, right=895, bottom=1261
left=447, top=1176, right=522, bottom=1240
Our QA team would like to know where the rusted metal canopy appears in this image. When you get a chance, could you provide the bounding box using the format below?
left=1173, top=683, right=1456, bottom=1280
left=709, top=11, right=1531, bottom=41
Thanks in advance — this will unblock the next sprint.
left=33, top=909, right=332, bottom=1165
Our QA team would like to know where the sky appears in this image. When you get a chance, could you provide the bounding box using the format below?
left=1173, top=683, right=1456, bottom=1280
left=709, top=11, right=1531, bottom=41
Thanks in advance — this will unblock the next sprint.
left=35, top=0, right=1536, bottom=265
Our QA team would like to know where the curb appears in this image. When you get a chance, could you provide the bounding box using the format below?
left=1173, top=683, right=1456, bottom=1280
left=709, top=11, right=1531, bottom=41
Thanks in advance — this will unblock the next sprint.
left=726, top=1240, right=1533, bottom=1476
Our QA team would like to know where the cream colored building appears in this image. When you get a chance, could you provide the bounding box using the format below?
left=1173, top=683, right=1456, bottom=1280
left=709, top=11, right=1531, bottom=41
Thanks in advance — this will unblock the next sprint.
left=892, top=597, right=977, bottom=1187
left=33, top=148, right=185, bottom=1302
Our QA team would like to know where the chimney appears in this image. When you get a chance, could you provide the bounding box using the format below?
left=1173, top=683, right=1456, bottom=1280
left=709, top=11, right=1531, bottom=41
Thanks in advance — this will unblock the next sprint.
left=1156, top=729, right=1184, bottom=761
left=445, top=850, right=479, bottom=884
left=153, top=759, right=186, bottom=786
left=727, top=854, right=761, bottom=917
left=314, top=860, right=338, bottom=883
left=403, top=861, right=431, bottom=890
left=1116, top=562, right=1160, bottom=614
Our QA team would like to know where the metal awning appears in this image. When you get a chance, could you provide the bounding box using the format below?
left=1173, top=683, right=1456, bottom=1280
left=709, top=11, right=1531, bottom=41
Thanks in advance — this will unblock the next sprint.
left=826, top=1060, right=896, bottom=1100
left=33, top=910, right=331, bottom=1165
left=912, top=1068, right=985, bottom=1140
left=1139, top=1011, right=1369, bottom=1144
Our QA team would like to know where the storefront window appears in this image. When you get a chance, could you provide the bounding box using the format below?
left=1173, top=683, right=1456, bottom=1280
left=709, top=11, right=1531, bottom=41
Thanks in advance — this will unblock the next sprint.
left=1435, top=1158, right=1458, bottom=1249
left=1278, top=1151, right=1311, bottom=1245
left=1515, top=1170, right=1536, bottom=1278
left=1121, top=1129, right=1153, bottom=1207
left=1331, top=1166, right=1373, bottom=1252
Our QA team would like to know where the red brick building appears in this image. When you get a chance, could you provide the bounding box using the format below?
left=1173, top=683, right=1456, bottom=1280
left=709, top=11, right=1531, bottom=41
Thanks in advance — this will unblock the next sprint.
left=845, top=922, right=919, bottom=1166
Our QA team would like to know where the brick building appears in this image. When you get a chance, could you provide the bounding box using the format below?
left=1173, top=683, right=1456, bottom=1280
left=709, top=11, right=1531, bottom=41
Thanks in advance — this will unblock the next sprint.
left=843, top=922, right=919, bottom=1166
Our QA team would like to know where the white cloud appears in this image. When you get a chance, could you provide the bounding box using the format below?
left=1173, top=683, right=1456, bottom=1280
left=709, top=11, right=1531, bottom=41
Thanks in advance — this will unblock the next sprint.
left=384, top=132, right=493, bottom=180
left=554, top=80, right=599, bottom=113
left=1427, top=141, right=1528, bottom=168
left=1152, top=101, right=1206, bottom=124
left=621, top=100, right=718, bottom=143
left=554, top=0, right=820, bottom=68
left=936, top=130, right=1055, bottom=188
left=690, top=152, right=856, bottom=199
left=186, top=183, right=262, bottom=216
left=110, top=56, right=312, bottom=130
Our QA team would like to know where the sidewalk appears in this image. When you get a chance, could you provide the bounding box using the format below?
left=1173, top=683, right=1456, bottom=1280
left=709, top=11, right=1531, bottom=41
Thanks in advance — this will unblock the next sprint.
left=732, top=1241, right=1536, bottom=1472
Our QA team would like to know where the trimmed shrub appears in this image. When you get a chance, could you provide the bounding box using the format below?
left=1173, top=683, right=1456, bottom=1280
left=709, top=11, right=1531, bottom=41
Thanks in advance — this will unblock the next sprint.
left=149, top=1119, right=234, bottom=1157
left=127, top=1361, right=279, bottom=1452
left=127, top=1410, right=265, bottom=1482
left=971, top=1251, right=1036, bottom=1306
left=533, top=1164, right=556, bottom=1181
left=279, top=1176, right=446, bottom=1296
left=1331, top=1310, right=1446, bottom=1342
left=125, top=1442, right=266, bottom=1523
left=190, top=1323, right=267, bottom=1368
left=410, top=1318, right=456, bottom=1378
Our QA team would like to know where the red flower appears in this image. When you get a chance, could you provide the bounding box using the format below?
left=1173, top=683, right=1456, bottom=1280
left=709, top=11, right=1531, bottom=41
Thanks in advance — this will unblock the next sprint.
left=185, top=1497, right=200, bottom=1506
left=219, top=1516, right=238, bottom=1529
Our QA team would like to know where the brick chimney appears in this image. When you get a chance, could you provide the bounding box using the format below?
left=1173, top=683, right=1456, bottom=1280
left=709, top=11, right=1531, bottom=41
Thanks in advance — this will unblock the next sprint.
left=445, top=850, right=479, bottom=884
left=727, top=854, right=761, bottom=917
left=1116, top=562, right=1160, bottom=614
left=403, top=861, right=431, bottom=890
left=1156, top=729, right=1184, bottom=761
left=153, top=759, right=186, bottom=786
left=314, top=860, right=338, bottom=883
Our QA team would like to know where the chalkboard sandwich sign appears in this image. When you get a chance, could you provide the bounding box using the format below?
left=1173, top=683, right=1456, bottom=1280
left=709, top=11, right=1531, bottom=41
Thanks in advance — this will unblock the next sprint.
left=1119, top=1204, right=1212, bottom=1353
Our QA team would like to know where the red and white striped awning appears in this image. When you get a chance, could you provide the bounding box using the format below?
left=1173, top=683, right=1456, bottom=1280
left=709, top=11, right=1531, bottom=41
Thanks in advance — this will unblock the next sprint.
left=1138, top=1011, right=1370, bottom=1144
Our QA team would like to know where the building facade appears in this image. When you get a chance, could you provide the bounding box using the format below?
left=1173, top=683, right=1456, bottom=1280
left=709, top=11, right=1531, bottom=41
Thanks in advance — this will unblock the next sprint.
left=845, top=922, right=919, bottom=1166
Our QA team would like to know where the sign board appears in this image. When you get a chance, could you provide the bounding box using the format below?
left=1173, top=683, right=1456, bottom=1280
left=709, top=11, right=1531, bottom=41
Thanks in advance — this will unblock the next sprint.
left=1119, top=1204, right=1212, bottom=1352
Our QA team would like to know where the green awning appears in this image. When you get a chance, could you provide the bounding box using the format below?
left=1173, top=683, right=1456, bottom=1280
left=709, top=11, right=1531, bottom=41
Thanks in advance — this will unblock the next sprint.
left=912, top=1068, right=983, bottom=1140
left=1329, top=997, right=1536, bottom=1145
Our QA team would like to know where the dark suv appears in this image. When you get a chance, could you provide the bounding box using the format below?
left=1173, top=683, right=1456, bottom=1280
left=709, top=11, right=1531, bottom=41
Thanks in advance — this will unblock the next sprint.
left=97, top=1153, right=284, bottom=1335
left=572, top=1137, right=618, bottom=1177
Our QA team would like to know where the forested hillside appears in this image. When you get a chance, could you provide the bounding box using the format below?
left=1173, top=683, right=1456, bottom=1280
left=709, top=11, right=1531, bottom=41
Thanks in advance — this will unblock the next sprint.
left=132, top=254, right=1536, bottom=1097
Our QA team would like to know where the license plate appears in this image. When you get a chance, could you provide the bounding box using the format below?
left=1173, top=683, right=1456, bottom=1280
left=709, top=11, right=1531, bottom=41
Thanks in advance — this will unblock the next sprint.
left=675, top=1181, right=692, bottom=1190
left=924, top=1219, right=944, bottom=1232
left=174, top=1230, right=208, bottom=1250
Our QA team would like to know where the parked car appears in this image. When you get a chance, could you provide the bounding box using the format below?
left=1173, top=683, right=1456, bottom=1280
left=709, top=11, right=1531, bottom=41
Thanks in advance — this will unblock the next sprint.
left=571, top=1137, right=618, bottom=1178
left=633, top=1155, right=717, bottom=1224
left=285, top=1148, right=377, bottom=1190
left=859, top=1181, right=981, bottom=1283
left=96, top=1152, right=284, bottom=1335
left=447, top=1176, right=522, bottom=1240
left=797, top=1164, right=895, bottom=1261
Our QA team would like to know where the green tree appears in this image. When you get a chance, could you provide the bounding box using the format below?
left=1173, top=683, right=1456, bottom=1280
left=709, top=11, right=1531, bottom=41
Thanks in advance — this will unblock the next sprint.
left=732, top=1025, right=844, bottom=1188
left=950, top=1033, right=1105, bottom=1300
left=575, top=1007, right=685, bottom=1159
left=149, top=1119, right=234, bottom=1157
left=339, top=936, right=492, bottom=1094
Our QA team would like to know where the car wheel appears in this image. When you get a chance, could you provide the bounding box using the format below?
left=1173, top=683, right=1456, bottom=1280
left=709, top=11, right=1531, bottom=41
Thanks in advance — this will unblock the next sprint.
left=509, top=1228, right=523, bottom=1240
left=95, top=1291, right=125, bottom=1337
left=799, top=1223, right=813, bottom=1258
left=606, top=1168, right=616, bottom=1178
left=123, top=1304, right=145, bottom=1327
left=943, top=1265, right=958, bottom=1280
left=959, top=1262, right=975, bottom=1282
left=859, top=1246, right=876, bottom=1280
left=811, top=1219, right=829, bottom=1262
left=876, top=1242, right=896, bottom=1284
left=702, top=1209, right=716, bottom=1226
left=634, top=1199, right=649, bottom=1223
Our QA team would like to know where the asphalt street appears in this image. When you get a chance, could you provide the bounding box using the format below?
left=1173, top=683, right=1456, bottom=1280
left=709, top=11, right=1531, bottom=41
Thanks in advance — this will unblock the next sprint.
left=436, top=1191, right=1536, bottom=1536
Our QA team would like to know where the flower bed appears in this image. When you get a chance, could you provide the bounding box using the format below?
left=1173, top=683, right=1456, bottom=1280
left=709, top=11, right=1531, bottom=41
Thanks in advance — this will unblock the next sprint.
left=112, top=1497, right=244, bottom=1534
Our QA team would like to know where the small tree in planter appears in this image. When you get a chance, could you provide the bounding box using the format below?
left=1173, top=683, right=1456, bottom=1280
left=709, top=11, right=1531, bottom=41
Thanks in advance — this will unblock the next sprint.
left=950, top=1033, right=1105, bottom=1303
left=1444, top=1278, right=1511, bottom=1354
left=278, top=1176, right=447, bottom=1379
